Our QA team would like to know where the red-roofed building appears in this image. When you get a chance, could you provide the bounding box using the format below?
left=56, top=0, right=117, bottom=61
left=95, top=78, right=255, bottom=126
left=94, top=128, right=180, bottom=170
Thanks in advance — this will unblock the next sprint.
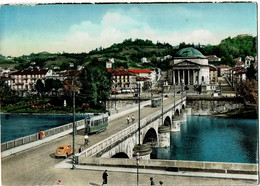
left=217, top=65, right=231, bottom=77
left=127, top=69, right=151, bottom=76
left=235, top=62, right=245, bottom=68
left=108, top=69, right=136, bottom=91
left=209, top=65, right=218, bottom=83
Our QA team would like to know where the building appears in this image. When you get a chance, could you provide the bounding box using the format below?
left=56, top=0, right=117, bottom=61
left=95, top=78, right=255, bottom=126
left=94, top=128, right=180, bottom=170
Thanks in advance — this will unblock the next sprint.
left=206, top=55, right=221, bottom=62
left=141, top=57, right=150, bottom=63
left=217, top=65, right=231, bottom=77
left=234, top=57, right=242, bottom=63
left=168, top=47, right=210, bottom=85
left=107, top=69, right=136, bottom=91
left=127, top=69, right=152, bottom=78
left=209, top=65, right=218, bottom=84
left=245, top=56, right=254, bottom=68
left=9, top=67, right=52, bottom=94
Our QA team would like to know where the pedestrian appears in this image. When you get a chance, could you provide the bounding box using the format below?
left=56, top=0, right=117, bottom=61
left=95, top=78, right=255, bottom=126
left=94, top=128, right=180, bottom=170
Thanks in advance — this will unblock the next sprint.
left=150, top=177, right=155, bottom=185
left=127, top=116, right=130, bottom=124
left=84, top=135, right=89, bottom=145
left=131, top=115, right=135, bottom=123
left=159, top=181, right=163, bottom=185
left=102, top=170, right=108, bottom=185
left=78, top=145, right=83, bottom=153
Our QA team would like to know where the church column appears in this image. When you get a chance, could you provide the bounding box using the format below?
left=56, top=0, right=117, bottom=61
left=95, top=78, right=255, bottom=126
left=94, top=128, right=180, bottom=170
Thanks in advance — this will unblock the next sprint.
left=188, top=70, right=190, bottom=85
left=178, top=70, right=180, bottom=85
left=182, top=70, right=185, bottom=85
left=198, top=70, right=200, bottom=85
left=172, top=70, right=175, bottom=85
left=193, top=70, right=196, bottom=85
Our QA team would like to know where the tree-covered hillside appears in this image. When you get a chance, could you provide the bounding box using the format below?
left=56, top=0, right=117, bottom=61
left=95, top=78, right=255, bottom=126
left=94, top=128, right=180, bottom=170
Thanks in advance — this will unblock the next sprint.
left=201, top=35, right=256, bottom=66
left=1, top=35, right=257, bottom=70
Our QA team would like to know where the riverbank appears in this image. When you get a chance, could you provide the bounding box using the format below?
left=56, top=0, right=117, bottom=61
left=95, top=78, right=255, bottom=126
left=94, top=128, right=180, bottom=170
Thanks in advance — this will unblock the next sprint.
left=213, top=107, right=258, bottom=119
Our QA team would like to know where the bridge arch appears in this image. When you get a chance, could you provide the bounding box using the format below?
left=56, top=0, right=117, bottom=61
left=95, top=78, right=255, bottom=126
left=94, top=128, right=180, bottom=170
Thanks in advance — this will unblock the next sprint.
left=164, top=116, right=171, bottom=126
left=111, top=152, right=129, bottom=158
left=175, top=109, right=180, bottom=116
left=143, top=128, right=157, bottom=147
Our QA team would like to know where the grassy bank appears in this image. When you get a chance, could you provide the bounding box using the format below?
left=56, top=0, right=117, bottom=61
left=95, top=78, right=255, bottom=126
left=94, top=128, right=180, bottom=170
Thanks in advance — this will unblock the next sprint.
left=213, top=108, right=258, bottom=119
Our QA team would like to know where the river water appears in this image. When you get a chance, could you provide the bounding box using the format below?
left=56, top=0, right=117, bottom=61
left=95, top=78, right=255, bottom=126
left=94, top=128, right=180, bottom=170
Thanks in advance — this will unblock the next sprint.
left=1, top=113, right=88, bottom=143
left=151, top=116, right=258, bottom=163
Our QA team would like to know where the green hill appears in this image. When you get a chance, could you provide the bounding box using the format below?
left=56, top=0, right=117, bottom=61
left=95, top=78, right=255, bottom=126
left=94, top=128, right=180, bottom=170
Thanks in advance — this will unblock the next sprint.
left=4, top=35, right=256, bottom=70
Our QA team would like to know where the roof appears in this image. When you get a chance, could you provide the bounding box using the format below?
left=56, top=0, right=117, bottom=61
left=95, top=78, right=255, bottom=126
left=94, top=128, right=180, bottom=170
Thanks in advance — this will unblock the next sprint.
left=127, top=69, right=151, bottom=74
left=108, top=69, right=136, bottom=76
left=217, top=65, right=230, bottom=69
left=175, top=47, right=206, bottom=58
left=10, top=69, right=49, bottom=75
left=235, top=62, right=244, bottom=66
left=209, top=67, right=217, bottom=71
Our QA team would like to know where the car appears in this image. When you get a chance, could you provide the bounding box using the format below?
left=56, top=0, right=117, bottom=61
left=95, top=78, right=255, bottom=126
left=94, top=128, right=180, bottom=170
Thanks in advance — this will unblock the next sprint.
left=55, top=144, right=73, bottom=158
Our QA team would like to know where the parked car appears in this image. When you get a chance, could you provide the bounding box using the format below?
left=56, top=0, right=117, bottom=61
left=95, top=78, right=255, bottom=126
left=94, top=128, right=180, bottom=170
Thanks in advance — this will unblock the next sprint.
left=55, top=144, right=73, bottom=158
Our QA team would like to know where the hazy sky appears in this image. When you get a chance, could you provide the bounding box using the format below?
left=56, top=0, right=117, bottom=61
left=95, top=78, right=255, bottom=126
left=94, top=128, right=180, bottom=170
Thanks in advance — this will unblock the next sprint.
left=0, top=3, right=257, bottom=57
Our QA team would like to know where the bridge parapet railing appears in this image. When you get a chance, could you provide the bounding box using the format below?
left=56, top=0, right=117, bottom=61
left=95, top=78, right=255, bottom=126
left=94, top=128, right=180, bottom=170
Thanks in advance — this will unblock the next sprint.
left=1, top=118, right=85, bottom=152
left=77, top=96, right=187, bottom=159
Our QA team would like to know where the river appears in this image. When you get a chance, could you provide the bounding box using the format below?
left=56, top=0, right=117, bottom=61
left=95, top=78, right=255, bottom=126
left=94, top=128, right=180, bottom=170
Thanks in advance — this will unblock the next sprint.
left=1, top=113, right=89, bottom=143
left=151, top=116, right=258, bottom=163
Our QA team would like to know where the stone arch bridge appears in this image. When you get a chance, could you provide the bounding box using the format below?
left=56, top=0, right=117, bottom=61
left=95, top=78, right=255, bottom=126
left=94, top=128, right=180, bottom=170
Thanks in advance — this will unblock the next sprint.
left=76, top=96, right=187, bottom=163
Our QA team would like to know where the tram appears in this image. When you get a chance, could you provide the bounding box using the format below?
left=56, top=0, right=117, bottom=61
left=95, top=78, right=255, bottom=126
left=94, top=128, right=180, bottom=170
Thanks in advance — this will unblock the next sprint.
left=151, top=97, right=162, bottom=107
left=85, top=113, right=109, bottom=134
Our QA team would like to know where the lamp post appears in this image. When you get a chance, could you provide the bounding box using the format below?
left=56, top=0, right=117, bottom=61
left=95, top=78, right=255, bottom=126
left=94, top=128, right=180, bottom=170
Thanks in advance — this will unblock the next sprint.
left=136, top=152, right=140, bottom=186
left=65, top=70, right=77, bottom=170
left=71, top=75, right=76, bottom=170
left=161, top=84, right=164, bottom=126
left=138, top=83, right=141, bottom=145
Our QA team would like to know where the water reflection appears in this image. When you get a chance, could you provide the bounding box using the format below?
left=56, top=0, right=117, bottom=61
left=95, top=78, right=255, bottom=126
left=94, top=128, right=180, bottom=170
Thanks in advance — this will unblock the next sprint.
left=151, top=116, right=258, bottom=163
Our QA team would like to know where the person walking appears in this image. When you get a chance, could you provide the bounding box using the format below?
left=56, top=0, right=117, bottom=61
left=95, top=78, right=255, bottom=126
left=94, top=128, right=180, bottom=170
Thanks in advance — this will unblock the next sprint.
left=84, top=135, right=89, bottom=145
left=131, top=115, right=135, bottom=123
left=78, top=145, right=83, bottom=153
left=102, top=170, right=108, bottom=185
left=127, top=116, right=130, bottom=124
left=150, top=177, right=155, bottom=185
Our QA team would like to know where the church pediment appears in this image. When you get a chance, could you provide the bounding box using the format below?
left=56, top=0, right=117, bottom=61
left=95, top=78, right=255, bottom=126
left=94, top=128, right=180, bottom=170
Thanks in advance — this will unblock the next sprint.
left=173, top=61, right=200, bottom=67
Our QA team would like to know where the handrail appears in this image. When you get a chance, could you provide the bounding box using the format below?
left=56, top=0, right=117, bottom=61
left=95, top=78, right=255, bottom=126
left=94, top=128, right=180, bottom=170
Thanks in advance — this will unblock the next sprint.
left=1, top=118, right=86, bottom=152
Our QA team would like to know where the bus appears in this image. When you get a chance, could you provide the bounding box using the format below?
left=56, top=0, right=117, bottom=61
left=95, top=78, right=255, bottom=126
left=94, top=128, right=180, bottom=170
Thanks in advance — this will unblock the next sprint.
left=151, top=98, right=162, bottom=107
left=85, top=113, right=109, bottom=134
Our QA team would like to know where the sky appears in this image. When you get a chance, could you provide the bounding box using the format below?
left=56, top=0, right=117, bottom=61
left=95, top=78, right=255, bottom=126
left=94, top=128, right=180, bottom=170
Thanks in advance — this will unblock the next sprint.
left=0, top=3, right=257, bottom=57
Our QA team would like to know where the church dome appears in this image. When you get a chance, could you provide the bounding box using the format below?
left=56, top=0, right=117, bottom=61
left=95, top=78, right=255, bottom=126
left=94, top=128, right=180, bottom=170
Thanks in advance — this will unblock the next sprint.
left=175, top=47, right=206, bottom=58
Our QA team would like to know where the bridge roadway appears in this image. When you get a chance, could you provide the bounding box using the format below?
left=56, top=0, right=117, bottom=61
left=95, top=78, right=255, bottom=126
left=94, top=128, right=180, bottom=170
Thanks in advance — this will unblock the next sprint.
left=1, top=95, right=256, bottom=185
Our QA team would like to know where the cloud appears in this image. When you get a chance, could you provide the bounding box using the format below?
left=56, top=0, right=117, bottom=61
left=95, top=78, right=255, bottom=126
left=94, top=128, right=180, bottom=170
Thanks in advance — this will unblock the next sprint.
left=48, top=12, right=221, bottom=54
left=0, top=10, right=222, bottom=56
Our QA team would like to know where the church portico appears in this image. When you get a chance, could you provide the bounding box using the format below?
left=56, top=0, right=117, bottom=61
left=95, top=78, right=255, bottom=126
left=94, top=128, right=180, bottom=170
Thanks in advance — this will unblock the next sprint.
left=168, top=47, right=210, bottom=86
left=172, top=67, right=200, bottom=85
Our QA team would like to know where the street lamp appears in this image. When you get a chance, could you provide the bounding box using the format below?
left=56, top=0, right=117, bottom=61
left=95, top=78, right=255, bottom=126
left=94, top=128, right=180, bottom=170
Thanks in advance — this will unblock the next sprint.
left=161, top=84, right=164, bottom=126
left=136, top=152, right=140, bottom=186
left=138, top=83, right=141, bottom=145
left=65, top=70, right=77, bottom=170
left=71, top=75, right=76, bottom=170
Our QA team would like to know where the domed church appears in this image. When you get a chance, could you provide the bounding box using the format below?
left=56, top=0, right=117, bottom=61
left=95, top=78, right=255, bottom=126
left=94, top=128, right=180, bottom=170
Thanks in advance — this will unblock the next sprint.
left=168, top=47, right=210, bottom=86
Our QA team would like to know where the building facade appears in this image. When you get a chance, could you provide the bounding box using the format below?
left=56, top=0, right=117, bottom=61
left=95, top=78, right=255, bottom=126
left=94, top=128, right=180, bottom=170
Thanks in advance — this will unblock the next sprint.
left=168, top=47, right=210, bottom=85
left=9, top=67, right=52, bottom=93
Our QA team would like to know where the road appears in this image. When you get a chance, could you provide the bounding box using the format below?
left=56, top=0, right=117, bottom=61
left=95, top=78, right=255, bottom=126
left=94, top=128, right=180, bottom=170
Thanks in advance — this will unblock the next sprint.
left=1, top=95, right=257, bottom=185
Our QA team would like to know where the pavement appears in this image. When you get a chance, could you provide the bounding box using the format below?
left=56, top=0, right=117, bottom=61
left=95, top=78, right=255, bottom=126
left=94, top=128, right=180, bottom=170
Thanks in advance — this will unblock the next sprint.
left=1, top=95, right=259, bottom=186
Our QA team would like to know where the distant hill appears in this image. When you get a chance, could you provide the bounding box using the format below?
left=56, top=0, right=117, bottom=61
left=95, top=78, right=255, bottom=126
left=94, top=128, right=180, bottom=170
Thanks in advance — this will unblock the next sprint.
left=4, top=35, right=256, bottom=70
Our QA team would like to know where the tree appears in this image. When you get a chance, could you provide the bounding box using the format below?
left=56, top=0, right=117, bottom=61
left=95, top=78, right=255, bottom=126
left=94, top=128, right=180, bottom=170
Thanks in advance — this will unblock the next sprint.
left=35, top=79, right=45, bottom=96
left=79, top=58, right=112, bottom=110
left=45, top=78, right=63, bottom=95
left=246, top=64, right=257, bottom=80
